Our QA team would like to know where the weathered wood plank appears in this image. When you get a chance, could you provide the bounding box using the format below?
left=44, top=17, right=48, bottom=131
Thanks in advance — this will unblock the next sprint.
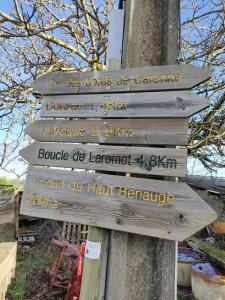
left=20, top=166, right=217, bottom=241
left=80, top=227, right=109, bottom=300
left=31, top=64, right=210, bottom=95
left=20, top=142, right=187, bottom=177
left=40, top=91, right=209, bottom=118
left=0, top=242, right=17, bottom=300
left=25, top=118, right=188, bottom=145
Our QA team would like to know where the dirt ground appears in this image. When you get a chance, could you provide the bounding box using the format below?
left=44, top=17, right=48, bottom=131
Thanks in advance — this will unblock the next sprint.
left=15, top=268, right=66, bottom=300
left=2, top=220, right=224, bottom=300
left=1, top=221, right=67, bottom=300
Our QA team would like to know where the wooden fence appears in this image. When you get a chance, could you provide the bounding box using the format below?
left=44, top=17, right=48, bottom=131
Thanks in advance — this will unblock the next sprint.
left=61, top=222, right=88, bottom=244
left=0, top=242, right=17, bottom=300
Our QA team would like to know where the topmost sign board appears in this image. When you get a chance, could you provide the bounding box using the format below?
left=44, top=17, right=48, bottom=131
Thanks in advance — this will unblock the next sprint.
left=32, top=64, right=210, bottom=95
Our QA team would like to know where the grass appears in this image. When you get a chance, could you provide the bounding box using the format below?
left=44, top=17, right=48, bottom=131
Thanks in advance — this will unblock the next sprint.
left=5, top=220, right=64, bottom=300
left=6, top=242, right=52, bottom=300
left=188, top=236, right=225, bottom=263
left=177, top=293, right=187, bottom=300
left=1, top=221, right=53, bottom=300
left=7, top=257, right=34, bottom=300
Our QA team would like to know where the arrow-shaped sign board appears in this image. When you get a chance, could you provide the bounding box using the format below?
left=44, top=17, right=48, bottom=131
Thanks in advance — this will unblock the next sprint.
left=40, top=91, right=209, bottom=118
left=25, top=118, right=188, bottom=145
left=20, top=142, right=187, bottom=177
left=32, top=64, right=210, bottom=95
left=21, top=166, right=217, bottom=241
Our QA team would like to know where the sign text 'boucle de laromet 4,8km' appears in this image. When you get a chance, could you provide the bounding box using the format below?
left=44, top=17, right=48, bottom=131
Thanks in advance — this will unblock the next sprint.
left=38, top=148, right=177, bottom=170
left=20, top=142, right=187, bottom=177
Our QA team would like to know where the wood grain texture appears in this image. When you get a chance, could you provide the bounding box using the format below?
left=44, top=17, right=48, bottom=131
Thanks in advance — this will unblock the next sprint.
left=21, top=166, right=217, bottom=241
left=0, top=242, right=17, bottom=300
left=40, top=91, right=209, bottom=118
left=25, top=118, right=188, bottom=145
left=20, top=142, right=187, bottom=177
left=79, top=228, right=109, bottom=300
left=31, top=64, right=210, bottom=95
left=108, top=1, right=179, bottom=300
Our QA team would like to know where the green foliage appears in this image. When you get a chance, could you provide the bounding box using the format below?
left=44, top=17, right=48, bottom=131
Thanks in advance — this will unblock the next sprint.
left=7, top=245, right=52, bottom=300
left=189, top=236, right=225, bottom=263
left=177, top=293, right=187, bottom=300
left=0, top=177, right=9, bottom=185
left=0, top=177, right=15, bottom=193
left=211, top=232, right=225, bottom=242
left=7, top=258, right=34, bottom=300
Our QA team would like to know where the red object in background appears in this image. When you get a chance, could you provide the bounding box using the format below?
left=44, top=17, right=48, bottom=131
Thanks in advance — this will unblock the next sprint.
left=46, top=239, right=80, bottom=288
left=65, top=241, right=86, bottom=300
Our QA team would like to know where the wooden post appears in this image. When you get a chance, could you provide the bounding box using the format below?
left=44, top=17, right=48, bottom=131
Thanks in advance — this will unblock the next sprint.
left=79, top=227, right=108, bottom=300
left=106, top=1, right=180, bottom=299
left=15, top=192, right=20, bottom=238
left=80, top=9, right=124, bottom=300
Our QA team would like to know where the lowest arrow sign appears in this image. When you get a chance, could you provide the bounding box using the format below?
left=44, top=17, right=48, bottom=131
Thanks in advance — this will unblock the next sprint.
left=32, top=64, right=210, bottom=95
left=40, top=91, right=209, bottom=118
left=21, top=166, right=217, bottom=241
left=19, top=142, right=187, bottom=177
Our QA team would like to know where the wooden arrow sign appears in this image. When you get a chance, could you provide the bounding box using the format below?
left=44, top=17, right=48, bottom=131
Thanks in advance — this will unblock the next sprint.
left=32, top=64, right=210, bottom=95
left=21, top=166, right=217, bottom=241
left=25, top=118, right=188, bottom=145
left=19, top=142, right=187, bottom=177
left=40, top=91, right=209, bottom=118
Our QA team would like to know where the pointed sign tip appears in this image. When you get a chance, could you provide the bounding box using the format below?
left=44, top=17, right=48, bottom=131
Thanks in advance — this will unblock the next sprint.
left=30, top=64, right=212, bottom=95
left=24, top=125, right=31, bottom=135
left=19, top=146, right=31, bottom=163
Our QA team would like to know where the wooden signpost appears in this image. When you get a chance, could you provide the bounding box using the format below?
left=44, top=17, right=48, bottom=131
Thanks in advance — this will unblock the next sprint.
left=20, top=142, right=187, bottom=177
left=24, top=118, right=188, bottom=145
left=21, top=62, right=216, bottom=244
left=31, top=64, right=210, bottom=95
left=40, top=91, right=209, bottom=118
left=20, top=3, right=217, bottom=300
left=21, top=166, right=217, bottom=241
